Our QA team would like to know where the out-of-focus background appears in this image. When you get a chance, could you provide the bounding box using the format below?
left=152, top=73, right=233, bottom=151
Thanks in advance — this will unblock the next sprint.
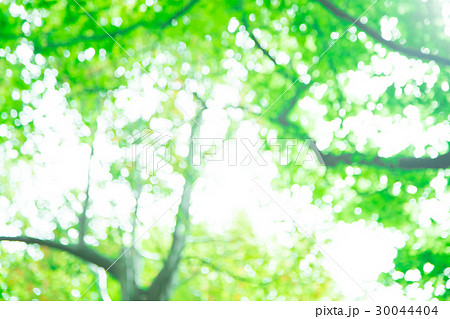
left=0, top=0, right=449, bottom=301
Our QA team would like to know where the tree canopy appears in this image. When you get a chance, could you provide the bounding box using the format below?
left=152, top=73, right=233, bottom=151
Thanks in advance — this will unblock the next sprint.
left=0, top=0, right=449, bottom=300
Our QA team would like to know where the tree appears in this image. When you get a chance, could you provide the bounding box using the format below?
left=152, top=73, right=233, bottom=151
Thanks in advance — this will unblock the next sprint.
left=0, top=0, right=448, bottom=300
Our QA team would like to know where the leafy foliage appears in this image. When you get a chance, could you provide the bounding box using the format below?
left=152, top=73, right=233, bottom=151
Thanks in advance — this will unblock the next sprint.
left=0, top=0, right=448, bottom=300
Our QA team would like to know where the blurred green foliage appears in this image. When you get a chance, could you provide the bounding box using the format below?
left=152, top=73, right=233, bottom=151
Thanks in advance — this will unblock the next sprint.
left=0, top=0, right=448, bottom=300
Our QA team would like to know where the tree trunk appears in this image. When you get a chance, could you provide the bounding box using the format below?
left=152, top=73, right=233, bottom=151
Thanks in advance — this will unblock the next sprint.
left=143, top=105, right=203, bottom=300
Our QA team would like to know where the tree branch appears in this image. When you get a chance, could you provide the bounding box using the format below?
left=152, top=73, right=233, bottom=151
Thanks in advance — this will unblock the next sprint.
left=144, top=94, right=204, bottom=300
left=308, top=141, right=450, bottom=170
left=277, top=81, right=313, bottom=126
left=316, top=0, right=450, bottom=67
left=190, top=257, right=268, bottom=287
left=241, top=20, right=313, bottom=125
left=241, top=18, right=295, bottom=81
left=249, top=32, right=277, bottom=65
left=0, top=236, right=123, bottom=279
left=36, top=0, right=201, bottom=50
left=78, top=146, right=94, bottom=245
